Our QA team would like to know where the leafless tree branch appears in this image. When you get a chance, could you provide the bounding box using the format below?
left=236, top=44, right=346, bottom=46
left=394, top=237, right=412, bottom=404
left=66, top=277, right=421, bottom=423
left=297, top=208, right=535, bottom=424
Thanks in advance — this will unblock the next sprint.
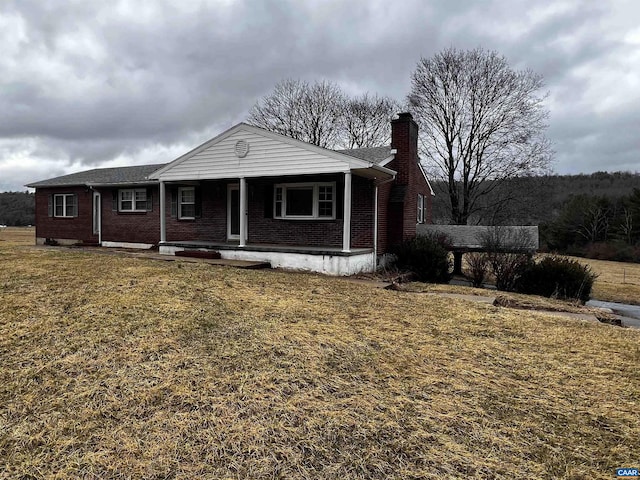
left=409, top=48, right=553, bottom=225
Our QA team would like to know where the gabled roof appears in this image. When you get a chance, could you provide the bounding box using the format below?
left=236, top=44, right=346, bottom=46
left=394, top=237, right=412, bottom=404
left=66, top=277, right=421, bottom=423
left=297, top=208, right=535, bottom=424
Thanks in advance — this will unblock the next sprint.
left=26, top=164, right=165, bottom=188
left=149, top=123, right=396, bottom=182
left=26, top=124, right=404, bottom=189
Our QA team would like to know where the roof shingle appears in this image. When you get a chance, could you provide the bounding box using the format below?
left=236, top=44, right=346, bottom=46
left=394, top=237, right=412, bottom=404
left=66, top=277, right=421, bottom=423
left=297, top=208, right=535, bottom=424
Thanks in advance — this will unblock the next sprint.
left=26, top=164, right=166, bottom=188
left=27, top=145, right=394, bottom=188
left=335, top=146, right=393, bottom=165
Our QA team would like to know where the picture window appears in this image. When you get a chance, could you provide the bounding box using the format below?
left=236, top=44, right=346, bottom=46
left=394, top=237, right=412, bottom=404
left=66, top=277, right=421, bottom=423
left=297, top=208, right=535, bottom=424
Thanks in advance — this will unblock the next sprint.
left=274, top=182, right=335, bottom=219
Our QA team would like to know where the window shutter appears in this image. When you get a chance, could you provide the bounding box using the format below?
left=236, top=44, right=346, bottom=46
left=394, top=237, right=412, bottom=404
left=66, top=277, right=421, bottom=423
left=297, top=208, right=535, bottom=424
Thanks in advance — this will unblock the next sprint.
left=47, top=195, right=53, bottom=217
left=171, top=188, right=177, bottom=218
left=195, top=187, right=202, bottom=218
left=146, top=188, right=153, bottom=211
left=72, top=194, right=79, bottom=217
left=264, top=185, right=273, bottom=218
left=112, top=190, right=118, bottom=211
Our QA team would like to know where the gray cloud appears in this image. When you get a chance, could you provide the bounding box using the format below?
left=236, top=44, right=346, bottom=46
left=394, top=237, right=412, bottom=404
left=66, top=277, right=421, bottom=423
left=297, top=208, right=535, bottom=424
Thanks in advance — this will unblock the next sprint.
left=1, top=0, right=639, bottom=191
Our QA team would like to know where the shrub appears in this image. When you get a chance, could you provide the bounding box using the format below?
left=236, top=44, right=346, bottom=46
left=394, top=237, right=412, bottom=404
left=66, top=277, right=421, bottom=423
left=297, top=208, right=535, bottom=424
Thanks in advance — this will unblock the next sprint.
left=486, top=252, right=532, bottom=292
left=477, top=226, right=536, bottom=292
left=464, top=252, right=489, bottom=288
left=393, top=235, right=452, bottom=283
left=515, top=256, right=598, bottom=304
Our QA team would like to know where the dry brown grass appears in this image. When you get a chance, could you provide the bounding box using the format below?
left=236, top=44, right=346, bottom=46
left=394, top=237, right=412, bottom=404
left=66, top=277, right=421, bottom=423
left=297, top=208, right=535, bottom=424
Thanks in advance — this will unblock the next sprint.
left=1, top=228, right=639, bottom=479
left=567, top=256, right=640, bottom=305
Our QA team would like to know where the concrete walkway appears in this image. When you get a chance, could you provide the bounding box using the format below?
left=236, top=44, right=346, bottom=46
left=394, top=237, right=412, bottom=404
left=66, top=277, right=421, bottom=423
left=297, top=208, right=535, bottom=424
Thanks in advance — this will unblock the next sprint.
left=587, top=300, right=640, bottom=329
left=426, top=292, right=600, bottom=322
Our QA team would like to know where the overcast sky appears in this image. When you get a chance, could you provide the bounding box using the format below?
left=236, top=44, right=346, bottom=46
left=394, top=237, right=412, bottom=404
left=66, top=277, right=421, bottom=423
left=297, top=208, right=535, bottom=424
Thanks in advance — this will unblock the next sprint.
left=1, top=0, right=639, bottom=191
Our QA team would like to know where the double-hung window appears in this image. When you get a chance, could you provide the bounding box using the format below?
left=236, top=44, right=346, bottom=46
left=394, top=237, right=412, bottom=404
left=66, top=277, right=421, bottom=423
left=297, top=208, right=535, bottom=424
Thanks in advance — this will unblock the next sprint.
left=274, top=182, right=335, bottom=219
left=54, top=194, right=77, bottom=218
left=119, top=188, right=147, bottom=212
left=178, top=187, right=196, bottom=219
left=417, top=194, right=425, bottom=224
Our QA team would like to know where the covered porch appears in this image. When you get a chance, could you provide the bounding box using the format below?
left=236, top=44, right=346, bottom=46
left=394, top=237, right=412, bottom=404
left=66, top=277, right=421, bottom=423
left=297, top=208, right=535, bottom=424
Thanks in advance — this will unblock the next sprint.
left=148, top=122, right=395, bottom=275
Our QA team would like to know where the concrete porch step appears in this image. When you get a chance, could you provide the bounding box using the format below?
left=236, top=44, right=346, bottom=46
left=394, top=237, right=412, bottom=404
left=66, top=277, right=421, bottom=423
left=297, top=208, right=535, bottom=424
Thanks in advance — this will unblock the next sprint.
left=148, top=254, right=271, bottom=270
left=175, top=250, right=222, bottom=259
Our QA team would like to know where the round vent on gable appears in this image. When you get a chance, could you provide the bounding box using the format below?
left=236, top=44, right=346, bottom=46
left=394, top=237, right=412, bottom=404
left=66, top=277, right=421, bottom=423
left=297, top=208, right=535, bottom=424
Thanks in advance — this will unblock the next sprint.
left=235, top=140, right=250, bottom=158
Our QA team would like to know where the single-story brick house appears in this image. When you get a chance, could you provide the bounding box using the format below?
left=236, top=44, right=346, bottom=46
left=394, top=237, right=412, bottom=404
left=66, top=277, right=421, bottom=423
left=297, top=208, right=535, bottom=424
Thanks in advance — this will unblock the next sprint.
left=27, top=112, right=433, bottom=275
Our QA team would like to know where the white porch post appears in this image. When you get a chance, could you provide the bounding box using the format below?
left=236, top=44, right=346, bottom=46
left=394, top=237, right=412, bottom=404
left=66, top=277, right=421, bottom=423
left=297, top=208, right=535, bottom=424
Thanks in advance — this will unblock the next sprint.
left=373, top=184, right=378, bottom=262
left=342, top=171, right=352, bottom=252
left=239, top=177, right=247, bottom=247
left=159, top=180, right=166, bottom=243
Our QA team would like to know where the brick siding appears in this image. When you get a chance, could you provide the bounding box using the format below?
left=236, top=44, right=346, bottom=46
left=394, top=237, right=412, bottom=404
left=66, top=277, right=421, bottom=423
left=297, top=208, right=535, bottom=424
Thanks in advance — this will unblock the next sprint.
left=100, top=186, right=160, bottom=244
left=159, top=175, right=375, bottom=249
left=34, top=187, right=97, bottom=244
left=33, top=114, right=430, bottom=255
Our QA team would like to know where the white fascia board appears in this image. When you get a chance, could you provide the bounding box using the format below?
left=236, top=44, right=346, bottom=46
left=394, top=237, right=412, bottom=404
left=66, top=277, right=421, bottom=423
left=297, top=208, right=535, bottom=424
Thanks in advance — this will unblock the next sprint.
left=87, top=181, right=159, bottom=188
left=377, top=149, right=397, bottom=167
left=418, top=161, right=435, bottom=196
left=149, top=122, right=383, bottom=180
left=369, top=164, right=396, bottom=178
left=158, top=168, right=352, bottom=183
left=351, top=165, right=396, bottom=182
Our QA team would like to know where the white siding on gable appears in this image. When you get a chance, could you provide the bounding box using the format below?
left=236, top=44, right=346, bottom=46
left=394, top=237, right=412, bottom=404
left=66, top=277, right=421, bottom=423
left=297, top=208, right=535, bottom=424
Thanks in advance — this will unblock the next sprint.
left=158, top=129, right=352, bottom=181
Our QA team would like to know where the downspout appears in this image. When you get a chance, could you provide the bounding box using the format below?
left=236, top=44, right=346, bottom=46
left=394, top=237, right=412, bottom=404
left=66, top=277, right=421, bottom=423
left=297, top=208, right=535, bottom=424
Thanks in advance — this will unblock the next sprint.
left=374, top=185, right=378, bottom=261
left=159, top=181, right=166, bottom=244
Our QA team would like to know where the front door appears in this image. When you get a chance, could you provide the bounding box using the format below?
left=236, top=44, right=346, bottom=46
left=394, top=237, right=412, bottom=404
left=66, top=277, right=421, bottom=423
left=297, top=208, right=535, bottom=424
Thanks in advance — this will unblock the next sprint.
left=227, top=185, right=240, bottom=240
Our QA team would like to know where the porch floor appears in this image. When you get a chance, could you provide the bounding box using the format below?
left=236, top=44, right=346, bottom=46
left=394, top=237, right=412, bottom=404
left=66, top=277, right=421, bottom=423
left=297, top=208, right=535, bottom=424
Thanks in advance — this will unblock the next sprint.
left=161, top=240, right=373, bottom=257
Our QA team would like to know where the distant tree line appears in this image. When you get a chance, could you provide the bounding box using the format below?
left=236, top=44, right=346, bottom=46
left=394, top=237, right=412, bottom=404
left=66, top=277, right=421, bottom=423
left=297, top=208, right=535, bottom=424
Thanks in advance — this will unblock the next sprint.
left=0, top=192, right=35, bottom=226
left=430, top=171, right=640, bottom=226
left=428, top=171, right=640, bottom=262
left=542, top=188, right=640, bottom=262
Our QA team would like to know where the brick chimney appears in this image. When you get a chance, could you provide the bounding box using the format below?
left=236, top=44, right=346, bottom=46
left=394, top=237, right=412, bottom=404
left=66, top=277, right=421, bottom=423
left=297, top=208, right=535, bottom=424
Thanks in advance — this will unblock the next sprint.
left=390, top=112, right=419, bottom=185
left=383, top=112, right=423, bottom=248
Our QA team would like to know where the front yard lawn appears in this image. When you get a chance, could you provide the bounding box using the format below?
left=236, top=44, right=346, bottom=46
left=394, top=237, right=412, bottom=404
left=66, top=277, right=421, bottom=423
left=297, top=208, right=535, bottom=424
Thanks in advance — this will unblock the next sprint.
left=0, top=230, right=638, bottom=479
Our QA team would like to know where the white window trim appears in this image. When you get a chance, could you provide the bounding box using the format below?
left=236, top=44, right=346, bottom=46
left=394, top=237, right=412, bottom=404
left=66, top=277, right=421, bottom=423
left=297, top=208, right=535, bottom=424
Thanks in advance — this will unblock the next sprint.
left=54, top=193, right=76, bottom=218
left=119, top=188, right=147, bottom=212
left=274, top=182, right=336, bottom=220
left=417, top=193, right=424, bottom=224
left=178, top=186, right=196, bottom=220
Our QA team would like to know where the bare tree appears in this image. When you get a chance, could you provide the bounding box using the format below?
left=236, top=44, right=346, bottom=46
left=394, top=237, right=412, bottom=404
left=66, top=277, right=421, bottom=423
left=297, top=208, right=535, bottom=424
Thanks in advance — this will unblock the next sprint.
left=618, top=207, right=634, bottom=245
left=248, top=79, right=346, bottom=148
left=248, top=79, right=400, bottom=150
left=408, top=48, right=553, bottom=225
left=340, top=93, right=400, bottom=149
left=575, top=200, right=611, bottom=243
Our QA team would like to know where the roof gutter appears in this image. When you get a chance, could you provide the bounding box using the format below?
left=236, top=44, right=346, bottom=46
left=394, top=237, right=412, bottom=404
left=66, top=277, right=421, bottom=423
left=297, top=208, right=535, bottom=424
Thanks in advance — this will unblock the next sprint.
left=86, top=181, right=159, bottom=188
